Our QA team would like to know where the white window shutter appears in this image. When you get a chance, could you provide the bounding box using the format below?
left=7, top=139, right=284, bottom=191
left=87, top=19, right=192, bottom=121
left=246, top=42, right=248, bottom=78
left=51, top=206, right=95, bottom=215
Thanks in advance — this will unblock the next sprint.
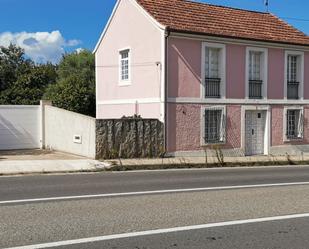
left=220, top=111, right=226, bottom=142
left=204, top=109, right=207, bottom=143
left=284, top=109, right=288, bottom=138
left=205, top=47, right=210, bottom=78
left=298, top=111, right=304, bottom=138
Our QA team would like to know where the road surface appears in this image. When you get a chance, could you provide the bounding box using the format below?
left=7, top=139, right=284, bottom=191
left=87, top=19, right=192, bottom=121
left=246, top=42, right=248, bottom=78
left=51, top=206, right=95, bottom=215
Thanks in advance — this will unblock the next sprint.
left=1, top=166, right=309, bottom=248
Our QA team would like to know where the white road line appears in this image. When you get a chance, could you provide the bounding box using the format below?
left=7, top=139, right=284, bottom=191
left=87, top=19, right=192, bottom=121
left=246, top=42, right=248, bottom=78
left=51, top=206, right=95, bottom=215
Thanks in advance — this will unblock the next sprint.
left=1, top=181, right=309, bottom=205
left=4, top=213, right=309, bottom=249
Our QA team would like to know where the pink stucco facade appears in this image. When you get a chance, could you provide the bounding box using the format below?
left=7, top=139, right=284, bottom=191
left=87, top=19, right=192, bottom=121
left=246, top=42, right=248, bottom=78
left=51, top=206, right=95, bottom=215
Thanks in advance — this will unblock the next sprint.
left=167, top=104, right=241, bottom=152
left=166, top=37, right=309, bottom=155
left=271, top=105, right=309, bottom=146
left=96, top=0, right=162, bottom=119
left=168, top=38, right=201, bottom=98
left=226, top=44, right=246, bottom=99
left=268, top=49, right=285, bottom=99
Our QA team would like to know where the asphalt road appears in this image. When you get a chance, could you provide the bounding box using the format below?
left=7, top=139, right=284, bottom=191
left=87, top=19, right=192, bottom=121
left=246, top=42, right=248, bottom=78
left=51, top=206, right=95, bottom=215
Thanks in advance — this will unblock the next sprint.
left=1, top=166, right=309, bottom=248
left=56, top=217, right=309, bottom=249
left=1, top=165, right=309, bottom=202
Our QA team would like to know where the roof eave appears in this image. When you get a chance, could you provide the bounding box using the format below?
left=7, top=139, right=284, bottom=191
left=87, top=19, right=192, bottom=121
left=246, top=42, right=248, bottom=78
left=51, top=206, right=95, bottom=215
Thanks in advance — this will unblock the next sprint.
left=168, top=28, right=309, bottom=48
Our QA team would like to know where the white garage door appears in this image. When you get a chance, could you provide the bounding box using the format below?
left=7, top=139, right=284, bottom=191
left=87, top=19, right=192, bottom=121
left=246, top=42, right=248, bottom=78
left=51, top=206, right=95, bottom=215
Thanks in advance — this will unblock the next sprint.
left=0, top=106, right=41, bottom=150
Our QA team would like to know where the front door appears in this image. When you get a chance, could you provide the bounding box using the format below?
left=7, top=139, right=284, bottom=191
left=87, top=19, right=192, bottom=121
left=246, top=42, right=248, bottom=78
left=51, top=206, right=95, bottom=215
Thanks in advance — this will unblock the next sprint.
left=245, top=111, right=266, bottom=156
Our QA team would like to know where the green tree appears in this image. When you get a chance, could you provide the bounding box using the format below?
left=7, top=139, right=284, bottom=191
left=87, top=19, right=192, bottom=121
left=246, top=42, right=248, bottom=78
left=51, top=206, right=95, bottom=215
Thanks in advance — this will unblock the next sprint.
left=44, top=50, right=95, bottom=117
left=0, top=44, right=57, bottom=105
left=0, top=44, right=31, bottom=91
left=4, top=63, right=57, bottom=105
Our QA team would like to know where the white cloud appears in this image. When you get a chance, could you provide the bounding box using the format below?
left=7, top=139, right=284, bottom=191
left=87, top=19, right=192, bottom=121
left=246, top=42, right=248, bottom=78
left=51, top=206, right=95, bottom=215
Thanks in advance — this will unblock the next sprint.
left=0, top=31, right=81, bottom=63
left=75, top=48, right=84, bottom=54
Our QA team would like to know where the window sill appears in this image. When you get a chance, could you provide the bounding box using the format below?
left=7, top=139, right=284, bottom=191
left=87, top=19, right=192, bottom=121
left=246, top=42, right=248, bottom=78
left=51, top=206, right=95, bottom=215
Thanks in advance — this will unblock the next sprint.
left=284, top=137, right=304, bottom=143
left=201, top=142, right=226, bottom=147
left=118, top=81, right=131, bottom=87
left=204, top=96, right=221, bottom=99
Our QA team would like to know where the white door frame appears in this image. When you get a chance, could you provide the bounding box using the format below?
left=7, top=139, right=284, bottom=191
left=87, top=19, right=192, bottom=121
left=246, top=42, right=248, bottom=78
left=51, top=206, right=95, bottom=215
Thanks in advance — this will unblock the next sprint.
left=241, top=105, right=271, bottom=155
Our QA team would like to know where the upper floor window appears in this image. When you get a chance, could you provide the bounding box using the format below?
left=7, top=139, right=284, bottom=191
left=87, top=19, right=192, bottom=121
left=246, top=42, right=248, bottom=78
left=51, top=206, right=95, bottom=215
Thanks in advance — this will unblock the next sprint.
left=119, top=49, right=130, bottom=85
left=205, top=48, right=220, bottom=78
left=249, top=51, right=262, bottom=81
left=202, top=43, right=226, bottom=99
left=285, top=52, right=304, bottom=100
left=246, top=47, right=268, bottom=99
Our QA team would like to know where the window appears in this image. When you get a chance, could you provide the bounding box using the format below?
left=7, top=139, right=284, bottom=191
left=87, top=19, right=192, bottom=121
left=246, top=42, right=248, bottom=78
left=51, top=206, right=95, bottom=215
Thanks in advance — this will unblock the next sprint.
left=119, top=49, right=130, bottom=84
left=202, top=43, right=226, bottom=99
left=249, top=51, right=262, bottom=81
left=285, top=51, right=304, bottom=100
left=287, top=55, right=298, bottom=82
left=205, top=48, right=220, bottom=79
left=284, top=108, right=304, bottom=140
left=287, top=54, right=300, bottom=99
left=246, top=48, right=267, bottom=99
left=202, top=107, right=226, bottom=144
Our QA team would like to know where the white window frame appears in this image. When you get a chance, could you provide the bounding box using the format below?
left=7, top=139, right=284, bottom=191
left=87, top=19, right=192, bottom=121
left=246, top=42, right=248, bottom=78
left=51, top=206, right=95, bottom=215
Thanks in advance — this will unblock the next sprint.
left=284, top=51, right=304, bottom=100
left=200, top=105, right=226, bottom=146
left=283, top=106, right=304, bottom=141
left=201, top=42, right=226, bottom=99
left=119, top=47, right=131, bottom=86
left=245, top=47, right=268, bottom=100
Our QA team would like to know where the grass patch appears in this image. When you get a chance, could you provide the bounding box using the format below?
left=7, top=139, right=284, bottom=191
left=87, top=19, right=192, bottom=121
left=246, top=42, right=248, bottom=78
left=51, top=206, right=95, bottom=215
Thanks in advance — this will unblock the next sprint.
left=105, top=160, right=309, bottom=172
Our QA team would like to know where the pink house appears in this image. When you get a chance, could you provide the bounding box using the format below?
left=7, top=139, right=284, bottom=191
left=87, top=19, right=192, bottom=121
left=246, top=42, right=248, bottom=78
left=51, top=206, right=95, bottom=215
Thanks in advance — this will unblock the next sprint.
left=94, top=0, right=309, bottom=157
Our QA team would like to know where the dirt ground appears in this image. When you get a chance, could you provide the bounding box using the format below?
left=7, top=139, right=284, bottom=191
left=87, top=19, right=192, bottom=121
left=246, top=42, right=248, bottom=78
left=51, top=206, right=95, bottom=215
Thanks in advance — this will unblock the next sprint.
left=0, top=149, right=85, bottom=161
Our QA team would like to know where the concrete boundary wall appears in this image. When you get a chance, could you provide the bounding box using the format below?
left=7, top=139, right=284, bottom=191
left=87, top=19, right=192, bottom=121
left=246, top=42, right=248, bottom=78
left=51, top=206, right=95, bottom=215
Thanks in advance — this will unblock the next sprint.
left=44, top=105, right=96, bottom=158
left=0, top=102, right=96, bottom=158
left=0, top=102, right=164, bottom=160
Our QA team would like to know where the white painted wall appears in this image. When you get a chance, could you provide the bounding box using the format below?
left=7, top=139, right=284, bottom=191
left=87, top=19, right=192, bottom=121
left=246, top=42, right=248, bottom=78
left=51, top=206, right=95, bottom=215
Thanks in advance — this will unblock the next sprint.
left=0, top=106, right=41, bottom=150
left=44, top=106, right=96, bottom=158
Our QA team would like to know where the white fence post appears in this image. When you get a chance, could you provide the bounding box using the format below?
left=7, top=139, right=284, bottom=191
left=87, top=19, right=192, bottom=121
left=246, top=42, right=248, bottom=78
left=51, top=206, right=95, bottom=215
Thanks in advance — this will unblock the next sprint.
left=40, top=100, right=52, bottom=149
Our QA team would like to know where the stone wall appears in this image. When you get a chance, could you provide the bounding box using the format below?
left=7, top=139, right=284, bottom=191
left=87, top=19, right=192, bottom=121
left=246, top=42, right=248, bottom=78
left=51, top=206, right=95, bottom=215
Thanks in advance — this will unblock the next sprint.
left=96, top=119, right=164, bottom=159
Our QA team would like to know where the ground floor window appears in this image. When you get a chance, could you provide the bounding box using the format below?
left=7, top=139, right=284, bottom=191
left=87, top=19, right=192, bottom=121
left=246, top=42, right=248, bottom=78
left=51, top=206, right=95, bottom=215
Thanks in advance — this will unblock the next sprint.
left=285, top=108, right=304, bottom=140
left=203, top=107, right=226, bottom=144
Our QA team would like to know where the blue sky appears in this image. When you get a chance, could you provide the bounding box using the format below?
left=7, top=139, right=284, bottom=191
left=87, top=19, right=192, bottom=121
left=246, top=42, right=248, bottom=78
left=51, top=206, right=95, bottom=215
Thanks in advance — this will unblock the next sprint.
left=0, top=0, right=308, bottom=63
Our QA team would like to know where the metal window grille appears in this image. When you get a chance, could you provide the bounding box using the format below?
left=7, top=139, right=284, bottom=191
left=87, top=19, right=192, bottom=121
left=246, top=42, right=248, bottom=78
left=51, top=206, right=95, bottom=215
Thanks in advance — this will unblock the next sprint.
left=286, top=109, right=303, bottom=139
left=205, top=78, right=221, bottom=98
left=120, top=50, right=129, bottom=81
left=249, top=80, right=263, bottom=99
left=204, top=109, right=224, bottom=144
left=287, top=81, right=299, bottom=99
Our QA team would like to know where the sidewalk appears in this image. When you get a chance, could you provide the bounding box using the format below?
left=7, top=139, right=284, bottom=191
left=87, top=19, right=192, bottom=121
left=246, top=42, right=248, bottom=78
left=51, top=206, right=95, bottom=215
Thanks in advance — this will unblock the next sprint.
left=0, top=150, right=107, bottom=175
left=1, top=150, right=309, bottom=175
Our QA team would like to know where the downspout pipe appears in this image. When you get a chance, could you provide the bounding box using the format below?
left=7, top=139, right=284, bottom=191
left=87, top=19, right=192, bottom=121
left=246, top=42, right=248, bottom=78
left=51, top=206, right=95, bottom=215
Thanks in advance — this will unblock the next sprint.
left=164, top=28, right=170, bottom=155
